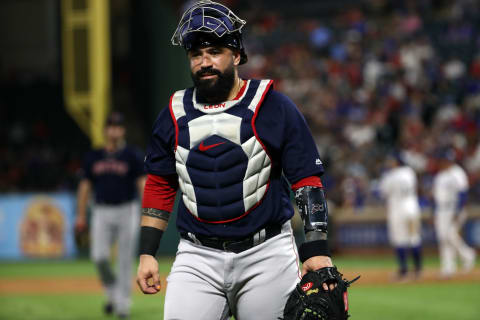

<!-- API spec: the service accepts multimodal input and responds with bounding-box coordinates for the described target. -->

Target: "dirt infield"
[0,276,167,294]
[1,268,479,294]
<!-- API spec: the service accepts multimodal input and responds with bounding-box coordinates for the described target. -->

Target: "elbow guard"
[295,186,330,262]
[295,186,329,237]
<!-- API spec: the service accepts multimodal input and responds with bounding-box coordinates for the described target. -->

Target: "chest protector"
[169,79,273,223]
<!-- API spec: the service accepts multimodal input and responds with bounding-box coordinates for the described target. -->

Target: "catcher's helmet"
[171,0,248,64]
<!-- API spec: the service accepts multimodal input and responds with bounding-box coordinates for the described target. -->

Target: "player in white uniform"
[379,154,422,280]
[432,148,476,277]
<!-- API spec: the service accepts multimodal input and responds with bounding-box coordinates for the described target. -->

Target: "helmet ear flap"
[238,38,248,65]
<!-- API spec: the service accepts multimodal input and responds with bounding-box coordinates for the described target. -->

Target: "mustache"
[195,68,221,78]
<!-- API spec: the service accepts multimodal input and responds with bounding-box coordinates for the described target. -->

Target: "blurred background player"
[75,112,146,318]
[379,153,422,280]
[432,147,476,278]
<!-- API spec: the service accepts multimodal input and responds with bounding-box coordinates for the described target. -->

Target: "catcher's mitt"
[282,266,360,320]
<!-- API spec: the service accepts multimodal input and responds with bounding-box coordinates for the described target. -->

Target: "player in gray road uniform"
[75,112,146,318]
[136,2,335,319]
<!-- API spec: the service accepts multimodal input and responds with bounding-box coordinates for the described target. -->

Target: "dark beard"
[191,64,235,104]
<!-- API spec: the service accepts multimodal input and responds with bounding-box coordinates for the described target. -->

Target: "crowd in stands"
[0,80,88,192]
[2,0,479,212]
[238,0,480,210]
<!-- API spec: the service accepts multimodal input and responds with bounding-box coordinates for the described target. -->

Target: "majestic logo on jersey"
[169,79,273,223]
[198,141,226,151]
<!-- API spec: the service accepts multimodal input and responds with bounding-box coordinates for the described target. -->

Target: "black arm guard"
[295,186,329,236]
[295,186,330,262]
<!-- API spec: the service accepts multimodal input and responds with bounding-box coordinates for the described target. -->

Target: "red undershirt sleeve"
[291,176,323,191]
[142,174,179,212]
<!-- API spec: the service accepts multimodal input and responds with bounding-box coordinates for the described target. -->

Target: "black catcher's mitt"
[282,266,360,320]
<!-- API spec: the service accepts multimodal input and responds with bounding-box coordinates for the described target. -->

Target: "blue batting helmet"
[171,1,248,64]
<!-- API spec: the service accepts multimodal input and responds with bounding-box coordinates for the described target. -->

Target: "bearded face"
[191,60,235,105]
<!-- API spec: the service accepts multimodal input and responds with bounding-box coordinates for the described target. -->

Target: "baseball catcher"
[137,1,342,319]
[282,267,360,320]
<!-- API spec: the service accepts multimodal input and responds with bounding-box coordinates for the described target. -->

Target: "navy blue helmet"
[171,1,248,64]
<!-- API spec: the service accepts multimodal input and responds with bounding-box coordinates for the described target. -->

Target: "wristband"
[139,226,164,256]
[298,239,330,263]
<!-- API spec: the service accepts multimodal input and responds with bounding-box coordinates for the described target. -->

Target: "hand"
[136,254,161,294]
[302,255,334,291]
[74,215,87,233]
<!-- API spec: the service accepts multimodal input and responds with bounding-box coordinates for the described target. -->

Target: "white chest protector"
[169,79,274,223]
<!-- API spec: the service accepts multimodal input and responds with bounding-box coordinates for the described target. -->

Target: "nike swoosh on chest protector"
[199,141,226,151]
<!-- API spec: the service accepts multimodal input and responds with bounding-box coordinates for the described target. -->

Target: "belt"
[181,224,283,254]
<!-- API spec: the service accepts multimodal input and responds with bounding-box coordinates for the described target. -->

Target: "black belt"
[181,224,283,254]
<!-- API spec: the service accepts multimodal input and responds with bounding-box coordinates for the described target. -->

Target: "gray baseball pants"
[164,221,300,320]
[91,201,140,315]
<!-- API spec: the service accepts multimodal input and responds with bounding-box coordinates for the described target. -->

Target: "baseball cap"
[105,112,125,126]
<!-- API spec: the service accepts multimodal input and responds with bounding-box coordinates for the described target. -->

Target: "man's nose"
[200,54,213,68]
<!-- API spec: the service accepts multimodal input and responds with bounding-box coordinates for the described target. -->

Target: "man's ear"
[233,51,241,66]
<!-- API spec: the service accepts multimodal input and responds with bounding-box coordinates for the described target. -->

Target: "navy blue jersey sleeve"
[144,107,177,176]
[256,90,324,184]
